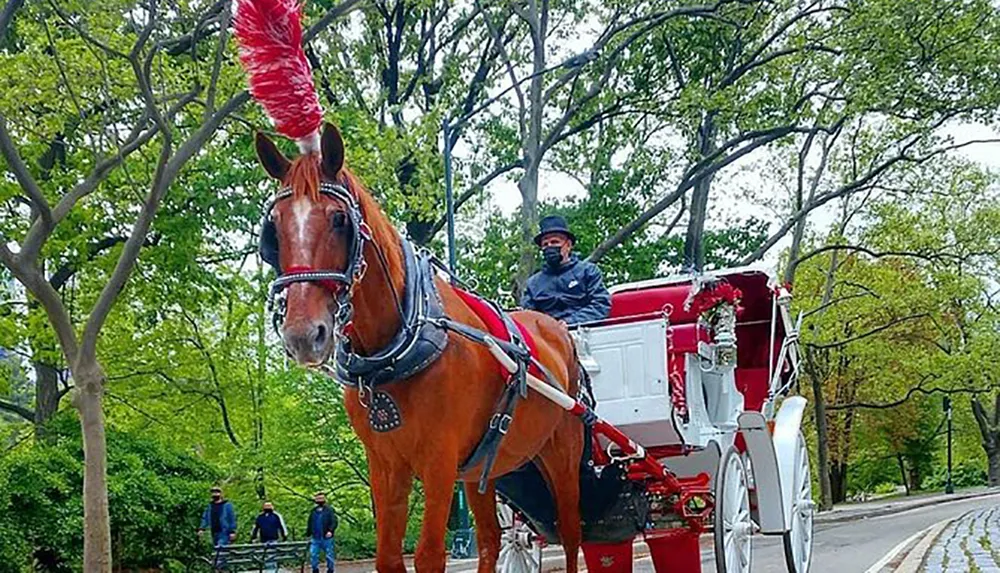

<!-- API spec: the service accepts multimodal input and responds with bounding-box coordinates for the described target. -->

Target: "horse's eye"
[331,211,347,229]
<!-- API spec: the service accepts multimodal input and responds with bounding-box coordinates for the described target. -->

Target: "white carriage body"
[576,316,744,450]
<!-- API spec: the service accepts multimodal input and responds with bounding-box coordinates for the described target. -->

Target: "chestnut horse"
[256,122,584,572]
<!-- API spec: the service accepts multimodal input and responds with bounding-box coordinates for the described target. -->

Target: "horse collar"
[333,240,450,388]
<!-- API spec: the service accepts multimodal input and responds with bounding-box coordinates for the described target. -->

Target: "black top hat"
[533,215,576,246]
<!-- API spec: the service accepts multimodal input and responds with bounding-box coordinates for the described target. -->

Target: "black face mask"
[264,509,274,514]
[543,246,563,268]
[211,494,222,501]
[316,501,326,507]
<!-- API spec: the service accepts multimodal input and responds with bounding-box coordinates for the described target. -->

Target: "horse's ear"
[255,132,291,181]
[321,122,345,179]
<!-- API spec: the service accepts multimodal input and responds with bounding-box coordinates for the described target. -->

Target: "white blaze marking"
[292,197,313,261]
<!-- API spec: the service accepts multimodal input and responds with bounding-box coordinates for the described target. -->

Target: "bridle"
[261,181,373,335]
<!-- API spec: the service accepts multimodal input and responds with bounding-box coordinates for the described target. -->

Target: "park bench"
[201,541,310,572]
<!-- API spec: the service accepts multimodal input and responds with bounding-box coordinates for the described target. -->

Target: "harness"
[259,182,562,491]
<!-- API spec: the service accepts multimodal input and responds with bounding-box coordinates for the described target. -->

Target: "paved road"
[626,494,1000,573]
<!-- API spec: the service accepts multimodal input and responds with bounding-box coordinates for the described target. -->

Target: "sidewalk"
[917,505,1000,572]
[816,487,997,525]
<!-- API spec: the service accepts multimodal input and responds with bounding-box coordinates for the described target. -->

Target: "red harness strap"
[452,288,542,378]
[282,265,343,294]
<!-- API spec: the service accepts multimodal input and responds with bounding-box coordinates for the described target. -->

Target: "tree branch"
[588,125,801,259]
[741,137,1000,264]
[425,159,522,242]
[824,376,1000,411]
[303,0,365,43]
[4,262,80,364]
[0,113,51,226]
[162,0,227,56]
[806,313,930,350]
[0,0,25,39]
[794,243,988,267]
[588,193,686,264]
[475,0,527,140]
[0,399,34,423]
[203,0,232,118]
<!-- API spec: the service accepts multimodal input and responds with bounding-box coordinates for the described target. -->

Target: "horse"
[255,122,584,573]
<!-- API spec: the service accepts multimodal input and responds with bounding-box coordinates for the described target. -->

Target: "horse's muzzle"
[283,320,333,366]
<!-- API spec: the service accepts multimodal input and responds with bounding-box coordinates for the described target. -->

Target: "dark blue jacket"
[305,506,338,540]
[251,511,288,542]
[199,501,237,535]
[521,255,611,325]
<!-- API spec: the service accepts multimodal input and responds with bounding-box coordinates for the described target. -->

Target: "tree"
[793,162,1000,506]
[584,0,1000,271]
[472,0,739,290]
[0,0,359,569]
[0,414,219,571]
[971,394,1000,486]
[304,0,524,245]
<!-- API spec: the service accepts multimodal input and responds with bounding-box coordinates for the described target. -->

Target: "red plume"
[233,0,323,142]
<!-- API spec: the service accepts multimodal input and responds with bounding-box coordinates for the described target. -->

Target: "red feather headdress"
[234,0,323,151]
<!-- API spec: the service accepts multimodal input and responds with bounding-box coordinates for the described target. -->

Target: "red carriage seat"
[608,283,700,324]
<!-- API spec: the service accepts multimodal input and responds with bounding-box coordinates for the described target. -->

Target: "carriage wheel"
[715,446,752,573]
[782,432,814,573]
[496,499,542,573]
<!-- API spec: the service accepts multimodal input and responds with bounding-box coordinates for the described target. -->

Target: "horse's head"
[256,122,359,366]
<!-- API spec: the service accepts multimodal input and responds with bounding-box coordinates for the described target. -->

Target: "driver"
[520,215,611,326]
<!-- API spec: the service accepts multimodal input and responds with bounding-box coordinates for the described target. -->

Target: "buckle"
[490,413,512,434]
[358,221,375,241]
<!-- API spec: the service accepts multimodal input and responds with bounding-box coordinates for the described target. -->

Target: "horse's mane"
[284,154,403,280]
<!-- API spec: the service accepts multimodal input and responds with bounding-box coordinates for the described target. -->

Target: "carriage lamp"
[713,303,738,368]
[715,331,737,368]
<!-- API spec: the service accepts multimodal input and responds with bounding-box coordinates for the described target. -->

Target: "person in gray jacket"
[520,215,611,325]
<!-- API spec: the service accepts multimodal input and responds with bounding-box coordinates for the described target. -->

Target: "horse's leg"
[464,481,501,573]
[535,415,584,573]
[413,462,460,573]
[369,452,413,573]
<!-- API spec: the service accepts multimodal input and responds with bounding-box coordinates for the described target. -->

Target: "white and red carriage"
[493,267,813,573]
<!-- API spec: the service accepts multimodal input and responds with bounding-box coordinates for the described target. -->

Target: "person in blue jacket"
[305,492,338,573]
[520,215,611,325]
[198,486,237,548]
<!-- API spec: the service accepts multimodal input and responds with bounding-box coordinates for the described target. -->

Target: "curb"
[815,489,999,525]
[895,517,954,573]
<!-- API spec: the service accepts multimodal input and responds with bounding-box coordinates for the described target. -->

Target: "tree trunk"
[971,395,1000,487]
[682,113,717,272]
[908,463,922,492]
[988,449,1000,487]
[515,0,546,296]
[516,162,540,295]
[33,360,62,440]
[896,454,910,495]
[74,361,111,573]
[807,351,834,510]
[830,461,848,503]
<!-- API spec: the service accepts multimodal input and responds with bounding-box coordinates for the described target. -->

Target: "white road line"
[864,527,929,573]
